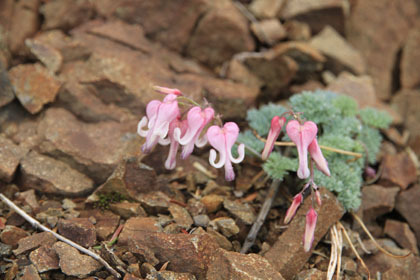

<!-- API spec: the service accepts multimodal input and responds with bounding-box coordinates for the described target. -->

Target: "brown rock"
[310,26,365,75]
[186,0,255,67]
[384,219,419,254]
[380,152,417,189]
[279,0,345,34]
[207,248,285,280]
[401,22,420,89]
[20,265,41,280]
[361,185,400,222]
[396,185,420,243]
[41,0,94,31]
[119,217,162,245]
[13,232,56,255]
[152,271,197,280]
[25,38,63,73]
[58,218,96,248]
[53,241,102,277]
[110,202,146,219]
[0,62,14,107]
[223,199,256,225]
[251,19,287,45]
[212,217,240,238]
[0,135,27,182]
[20,151,94,196]
[347,0,418,100]
[284,20,311,41]
[290,80,324,94]
[29,246,60,273]
[169,203,194,229]
[226,59,263,89]
[264,188,345,280]
[295,269,327,280]
[205,228,232,251]
[249,0,285,19]
[17,189,40,212]
[0,225,29,246]
[0,0,14,30]
[79,209,120,241]
[8,63,61,114]
[201,194,224,213]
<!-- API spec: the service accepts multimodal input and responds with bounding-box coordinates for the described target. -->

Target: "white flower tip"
[209,149,225,169]
[137,117,149,137]
[297,167,310,179]
[231,144,245,164]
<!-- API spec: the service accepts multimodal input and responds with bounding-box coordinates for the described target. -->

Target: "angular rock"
[29,246,60,273]
[17,189,40,212]
[380,152,417,190]
[264,188,345,280]
[211,217,240,238]
[205,228,232,251]
[401,22,420,89]
[0,135,27,182]
[207,248,285,280]
[295,269,327,280]
[13,232,56,255]
[361,185,400,222]
[251,19,287,46]
[25,38,63,73]
[110,201,146,219]
[20,151,94,196]
[201,194,224,213]
[396,185,420,243]
[118,217,163,245]
[310,26,365,75]
[0,225,29,247]
[186,0,255,67]
[284,20,311,41]
[223,199,256,225]
[226,59,263,89]
[169,203,194,229]
[20,265,41,280]
[53,241,102,277]
[279,0,345,34]
[193,215,210,228]
[0,62,14,107]
[384,219,419,254]
[8,63,61,114]
[347,0,418,100]
[150,271,197,280]
[79,209,120,241]
[0,242,12,258]
[57,218,96,248]
[249,0,285,19]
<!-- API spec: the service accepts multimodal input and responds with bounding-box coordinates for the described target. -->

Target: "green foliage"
[359,107,392,129]
[357,126,382,164]
[247,103,288,136]
[263,153,298,181]
[332,95,359,117]
[236,130,265,157]
[94,192,125,210]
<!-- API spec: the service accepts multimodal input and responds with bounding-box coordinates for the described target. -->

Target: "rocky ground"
[0,0,420,279]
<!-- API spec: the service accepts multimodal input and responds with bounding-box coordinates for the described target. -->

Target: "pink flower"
[308,138,330,176]
[284,193,303,224]
[262,116,286,160]
[303,207,318,252]
[174,106,214,159]
[137,93,180,153]
[153,85,182,96]
[164,118,188,170]
[286,120,318,179]
[207,122,245,181]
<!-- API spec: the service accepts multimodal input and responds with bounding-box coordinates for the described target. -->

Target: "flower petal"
[303,208,318,252]
[262,116,286,160]
[308,138,330,176]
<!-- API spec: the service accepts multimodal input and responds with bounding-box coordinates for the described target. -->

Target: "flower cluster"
[262,114,330,252]
[137,86,245,181]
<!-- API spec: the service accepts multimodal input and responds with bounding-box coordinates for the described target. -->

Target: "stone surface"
[149,271,197,280]
[110,202,146,219]
[13,232,56,255]
[295,269,327,280]
[264,188,345,280]
[29,246,60,273]
[169,203,194,229]
[17,189,40,212]
[20,151,94,196]
[310,26,365,75]
[223,199,256,225]
[249,0,285,19]
[205,228,232,251]
[401,22,420,89]
[0,135,27,182]
[53,241,102,277]
[380,152,417,189]
[361,185,399,222]
[251,19,287,45]
[20,265,41,280]
[226,59,263,89]
[284,20,311,41]
[0,62,14,107]
[0,225,29,247]
[384,219,419,254]
[118,217,162,245]
[206,248,285,280]
[211,217,240,238]
[396,185,420,243]
[25,38,63,73]
[8,63,61,114]
[201,195,224,213]
[57,218,97,248]
[347,0,418,100]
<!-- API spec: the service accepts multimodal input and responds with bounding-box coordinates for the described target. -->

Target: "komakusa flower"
[137,93,180,153]
[164,117,188,170]
[207,122,245,181]
[308,138,330,176]
[286,120,318,179]
[262,116,286,160]
[303,207,318,252]
[284,192,303,224]
[174,106,214,159]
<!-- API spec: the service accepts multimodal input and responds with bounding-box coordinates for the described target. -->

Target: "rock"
[20,151,94,196]
[37,108,135,183]
[284,20,311,41]
[20,265,41,280]
[361,185,399,222]
[251,19,287,45]
[17,189,40,212]
[41,0,94,31]
[380,152,417,189]
[0,225,29,247]
[347,0,418,100]
[225,59,263,89]
[279,0,345,34]
[264,188,345,280]
[341,256,358,276]
[290,80,324,93]
[148,271,197,280]
[249,0,285,19]
[310,26,365,75]
[0,242,12,257]
[169,203,194,229]
[0,62,14,107]
[401,22,420,89]
[8,63,61,114]
[13,232,56,255]
[29,246,60,273]
[396,185,420,243]
[118,217,162,245]
[193,215,210,228]
[384,219,419,254]
[79,209,120,241]
[186,0,255,67]
[205,228,232,251]
[211,217,240,238]
[295,269,326,280]
[25,39,63,73]
[201,195,224,213]
[0,135,27,182]
[57,218,96,248]
[53,241,102,277]
[223,199,256,225]
[206,248,285,280]
[110,202,146,219]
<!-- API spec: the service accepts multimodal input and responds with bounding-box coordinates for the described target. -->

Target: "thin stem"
[177,96,201,107]
[0,194,121,279]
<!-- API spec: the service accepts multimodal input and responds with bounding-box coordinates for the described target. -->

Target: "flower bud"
[303,207,318,252]
[284,193,303,224]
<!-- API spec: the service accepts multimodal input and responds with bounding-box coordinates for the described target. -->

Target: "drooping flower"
[174,106,214,159]
[153,85,182,96]
[303,207,318,252]
[164,118,188,170]
[262,116,286,160]
[308,138,330,176]
[137,93,180,153]
[207,122,245,181]
[286,120,318,179]
[284,192,303,224]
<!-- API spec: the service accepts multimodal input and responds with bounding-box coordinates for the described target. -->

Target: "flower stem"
[177,96,201,107]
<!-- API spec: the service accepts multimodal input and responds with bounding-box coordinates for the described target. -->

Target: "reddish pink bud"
[153,85,182,96]
[284,193,303,224]
[315,190,322,206]
[308,138,330,176]
[304,207,318,252]
[262,116,286,160]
